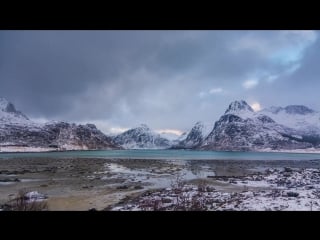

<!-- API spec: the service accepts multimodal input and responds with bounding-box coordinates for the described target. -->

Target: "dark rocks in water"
[117,185,129,190]
[134,185,144,190]
[206,186,215,192]
[284,167,293,172]
[161,198,172,203]
[287,192,299,197]
[0,203,13,211]
[0,178,20,182]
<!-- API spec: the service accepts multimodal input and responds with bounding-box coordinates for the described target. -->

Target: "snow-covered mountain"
[0,97,121,152]
[200,100,319,151]
[112,124,171,149]
[173,121,212,149]
[3,96,320,152]
[0,97,30,124]
[260,105,320,135]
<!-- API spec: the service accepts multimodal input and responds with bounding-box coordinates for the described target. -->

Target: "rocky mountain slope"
[2,96,320,152]
[200,100,319,151]
[172,122,212,149]
[0,97,121,152]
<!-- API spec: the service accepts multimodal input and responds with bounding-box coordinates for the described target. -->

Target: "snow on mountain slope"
[224,100,255,117]
[200,100,316,151]
[3,96,320,152]
[0,97,121,152]
[159,132,180,141]
[173,121,213,149]
[113,124,171,149]
[260,105,320,134]
[0,97,32,125]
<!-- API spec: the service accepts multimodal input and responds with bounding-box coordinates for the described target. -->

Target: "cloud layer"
[0,30,318,134]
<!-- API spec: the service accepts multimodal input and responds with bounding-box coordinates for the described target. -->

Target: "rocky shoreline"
[108,167,320,211]
[1,158,320,211]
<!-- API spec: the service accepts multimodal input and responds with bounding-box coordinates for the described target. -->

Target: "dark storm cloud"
[0,30,318,133]
[0,31,163,116]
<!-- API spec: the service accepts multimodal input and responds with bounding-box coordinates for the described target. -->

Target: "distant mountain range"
[112,124,171,149]
[172,100,320,152]
[1,97,320,152]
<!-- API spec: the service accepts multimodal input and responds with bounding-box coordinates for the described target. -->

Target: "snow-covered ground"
[0,146,57,153]
[110,168,320,211]
[24,191,48,202]
[259,148,320,154]
[0,145,91,152]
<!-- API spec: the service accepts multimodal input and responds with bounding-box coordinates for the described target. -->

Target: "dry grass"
[4,189,48,211]
[138,173,209,211]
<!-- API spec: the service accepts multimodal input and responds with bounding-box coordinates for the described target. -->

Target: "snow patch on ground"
[259,148,320,154]
[0,146,57,153]
[110,168,320,211]
[24,191,48,202]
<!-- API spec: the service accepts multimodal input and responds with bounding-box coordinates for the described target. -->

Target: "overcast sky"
[0,30,319,135]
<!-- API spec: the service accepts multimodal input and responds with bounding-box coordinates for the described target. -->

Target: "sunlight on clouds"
[109,127,130,134]
[243,79,258,89]
[199,87,223,98]
[285,63,301,75]
[209,87,223,94]
[155,129,183,136]
[232,30,317,65]
[250,102,262,112]
[266,63,301,83]
[266,74,279,83]
[31,117,51,124]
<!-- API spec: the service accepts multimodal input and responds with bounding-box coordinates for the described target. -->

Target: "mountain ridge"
[2,97,320,152]
[0,97,121,152]
[112,124,171,149]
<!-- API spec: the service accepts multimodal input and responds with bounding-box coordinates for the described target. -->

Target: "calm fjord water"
[1,149,320,161]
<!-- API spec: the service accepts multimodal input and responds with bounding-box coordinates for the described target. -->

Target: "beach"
[1,157,320,210]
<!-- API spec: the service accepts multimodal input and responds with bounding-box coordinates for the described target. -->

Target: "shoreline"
[1,157,320,211]
[2,148,320,154]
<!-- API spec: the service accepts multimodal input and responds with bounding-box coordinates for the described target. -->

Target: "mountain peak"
[0,97,29,121]
[284,105,314,115]
[225,100,253,115]
[263,106,283,114]
[194,121,204,127]
[0,97,11,111]
[138,124,151,131]
[113,124,170,149]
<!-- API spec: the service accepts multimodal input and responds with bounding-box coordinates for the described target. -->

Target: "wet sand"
[1,157,320,210]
